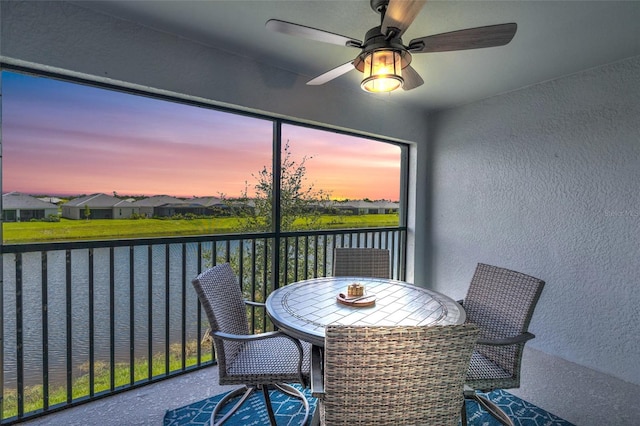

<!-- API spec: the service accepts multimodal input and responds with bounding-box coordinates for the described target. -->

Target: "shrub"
[44,214,61,222]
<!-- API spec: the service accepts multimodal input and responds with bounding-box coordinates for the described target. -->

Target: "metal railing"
[1,227,406,424]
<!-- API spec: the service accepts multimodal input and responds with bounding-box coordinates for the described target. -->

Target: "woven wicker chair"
[192,263,311,426]
[462,263,545,426]
[311,324,479,426]
[332,247,390,278]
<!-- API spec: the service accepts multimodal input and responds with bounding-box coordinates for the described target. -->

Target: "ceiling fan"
[266,0,517,93]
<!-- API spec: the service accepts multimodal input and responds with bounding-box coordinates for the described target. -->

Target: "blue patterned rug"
[164,385,315,426]
[163,385,574,426]
[464,389,574,426]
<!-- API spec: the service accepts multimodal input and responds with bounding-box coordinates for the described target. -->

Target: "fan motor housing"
[353,26,412,72]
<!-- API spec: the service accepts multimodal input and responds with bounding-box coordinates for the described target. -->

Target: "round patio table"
[265,276,466,347]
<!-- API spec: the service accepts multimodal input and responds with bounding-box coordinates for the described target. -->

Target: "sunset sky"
[2,71,401,200]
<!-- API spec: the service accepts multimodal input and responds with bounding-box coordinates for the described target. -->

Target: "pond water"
[2,243,219,388]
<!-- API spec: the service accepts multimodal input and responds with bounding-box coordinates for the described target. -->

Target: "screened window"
[1,70,405,243]
[281,124,402,231]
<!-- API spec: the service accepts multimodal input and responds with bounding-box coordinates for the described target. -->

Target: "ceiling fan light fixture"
[360,48,404,93]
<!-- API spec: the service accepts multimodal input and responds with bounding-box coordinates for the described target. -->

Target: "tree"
[210,142,333,331]
[229,141,331,233]
[84,204,91,221]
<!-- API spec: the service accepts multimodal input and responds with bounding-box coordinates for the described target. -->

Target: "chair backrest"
[464,263,545,376]
[332,247,390,278]
[322,324,479,426]
[191,263,249,377]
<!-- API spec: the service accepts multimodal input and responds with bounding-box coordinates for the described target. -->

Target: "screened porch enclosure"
[1,227,406,424]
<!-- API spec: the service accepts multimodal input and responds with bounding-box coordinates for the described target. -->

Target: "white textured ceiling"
[73,0,640,112]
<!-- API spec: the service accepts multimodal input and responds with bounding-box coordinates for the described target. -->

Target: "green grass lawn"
[3,214,400,244]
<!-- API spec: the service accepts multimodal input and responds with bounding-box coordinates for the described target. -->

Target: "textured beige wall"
[428,55,640,385]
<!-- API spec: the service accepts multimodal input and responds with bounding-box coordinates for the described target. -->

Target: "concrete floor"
[19,347,640,426]
[19,366,236,426]
[509,348,640,426]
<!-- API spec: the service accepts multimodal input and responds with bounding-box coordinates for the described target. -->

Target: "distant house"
[191,196,231,215]
[371,200,400,214]
[38,196,64,204]
[153,201,206,217]
[61,193,138,219]
[314,200,400,215]
[2,192,59,222]
[222,198,256,215]
[131,195,184,217]
[151,196,229,217]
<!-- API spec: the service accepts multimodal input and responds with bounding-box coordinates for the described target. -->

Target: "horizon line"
[2,191,400,203]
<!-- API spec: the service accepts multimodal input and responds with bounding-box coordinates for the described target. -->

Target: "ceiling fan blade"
[307,61,356,86]
[409,23,517,53]
[381,0,426,38]
[401,65,424,91]
[266,19,362,48]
